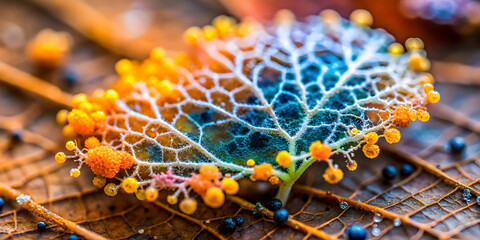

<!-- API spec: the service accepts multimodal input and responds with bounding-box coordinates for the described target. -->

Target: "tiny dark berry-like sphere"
[220,217,236,234]
[37,221,47,231]
[273,209,289,224]
[67,235,79,240]
[234,216,244,226]
[400,164,414,177]
[0,197,4,209]
[266,198,282,211]
[347,224,367,240]
[382,165,397,180]
[449,137,465,154]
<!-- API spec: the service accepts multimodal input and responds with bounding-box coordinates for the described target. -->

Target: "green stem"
[275,157,316,204]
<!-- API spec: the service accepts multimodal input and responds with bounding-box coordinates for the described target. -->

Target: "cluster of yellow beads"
[362,132,380,159]
[183,15,257,46]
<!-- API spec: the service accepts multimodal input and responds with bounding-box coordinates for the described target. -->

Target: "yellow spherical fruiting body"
[309,141,331,161]
[350,128,359,136]
[71,94,88,108]
[179,198,198,215]
[362,144,380,159]
[384,128,401,144]
[269,176,280,185]
[199,164,219,180]
[105,89,119,104]
[364,132,378,145]
[84,136,100,149]
[246,159,255,167]
[221,178,239,195]
[323,167,344,184]
[347,160,357,171]
[65,141,76,151]
[276,150,292,168]
[70,169,81,178]
[104,183,118,197]
[350,9,373,27]
[121,177,139,194]
[252,163,273,181]
[92,176,106,188]
[145,187,159,202]
[62,125,76,139]
[55,152,66,163]
[417,109,430,122]
[202,187,225,208]
[320,9,341,25]
[166,194,177,205]
[427,90,440,103]
[405,38,424,51]
[56,110,69,125]
[388,43,404,55]
[135,189,146,200]
[423,83,434,94]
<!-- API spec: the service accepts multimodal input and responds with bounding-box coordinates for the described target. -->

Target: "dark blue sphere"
[273,209,289,224]
[400,164,415,177]
[0,197,4,209]
[449,137,465,154]
[234,216,244,226]
[220,217,236,234]
[266,198,282,211]
[347,224,367,240]
[64,69,77,84]
[37,221,47,231]
[382,165,397,180]
[67,235,79,240]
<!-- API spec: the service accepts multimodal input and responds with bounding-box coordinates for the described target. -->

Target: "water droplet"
[340,201,348,209]
[372,227,380,236]
[477,196,480,205]
[394,218,401,227]
[463,189,472,201]
[138,229,144,234]
[373,213,383,223]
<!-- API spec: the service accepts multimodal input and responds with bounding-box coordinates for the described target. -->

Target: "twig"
[0,61,71,108]
[227,195,337,240]
[293,184,445,240]
[0,184,107,240]
[29,0,156,59]
[432,61,480,85]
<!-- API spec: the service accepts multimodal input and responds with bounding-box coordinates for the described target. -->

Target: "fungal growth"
[55,9,438,214]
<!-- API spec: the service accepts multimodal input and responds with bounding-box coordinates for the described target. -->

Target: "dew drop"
[463,189,472,201]
[373,213,383,223]
[394,218,401,227]
[477,196,480,205]
[340,201,348,209]
[372,227,380,236]
[138,229,145,234]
